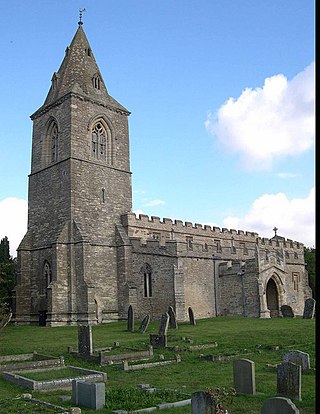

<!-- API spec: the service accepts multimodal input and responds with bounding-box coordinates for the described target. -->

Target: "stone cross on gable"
[273,227,278,236]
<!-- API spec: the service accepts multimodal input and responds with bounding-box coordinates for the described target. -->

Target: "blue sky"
[0,1,315,256]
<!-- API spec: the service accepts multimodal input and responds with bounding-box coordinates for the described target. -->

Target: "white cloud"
[144,199,166,207]
[0,197,28,257]
[223,187,315,247]
[276,172,299,179]
[205,63,315,170]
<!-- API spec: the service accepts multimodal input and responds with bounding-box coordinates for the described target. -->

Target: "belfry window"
[47,120,58,163]
[91,122,107,160]
[142,263,152,298]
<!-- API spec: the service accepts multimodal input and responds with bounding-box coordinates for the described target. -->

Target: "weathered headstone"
[149,313,169,349]
[191,390,216,414]
[168,306,178,329]
[233,359,256,395]
[158,312,170,335]
[78,325,93,356]
[127,305,134,332]
[138,314,150,333]
[149,334,167,348]
[277,362,301,401]
[72,380,105,409]
[0,312,12,330]
[302,298,315,319]
[282,350,310,371]
[188,307,196,325]
[261,397,299,414]
[281,305,295,318]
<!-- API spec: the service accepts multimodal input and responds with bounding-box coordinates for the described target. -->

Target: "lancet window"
[47,120,58,163]
[41,261,52,296]
[141,263,152,298]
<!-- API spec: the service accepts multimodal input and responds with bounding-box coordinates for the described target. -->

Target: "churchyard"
[0,315,315,413]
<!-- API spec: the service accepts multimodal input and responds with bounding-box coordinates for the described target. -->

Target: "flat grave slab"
[3,365,106,391]
[0,352,65,372]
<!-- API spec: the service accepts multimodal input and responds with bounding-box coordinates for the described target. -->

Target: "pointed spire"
[32,20,129,117]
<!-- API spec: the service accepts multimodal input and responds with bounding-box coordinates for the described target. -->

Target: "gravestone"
[191,390,216,414]
[72,380,105,409]
[158,312,170,335]
[149,334,167,348]
[78,325,93,356]
[302,298,315,319]
[149,313,169,348]
[188,307,196,325]
[277,362,301,401]
[127,305,134,332]
[138,314,150,333]
[282,350,310,371]
[168,306,178,329]
[281,305,295,318]
[233,359,256,395]
[261,397,299,414]
[0,311,12,330]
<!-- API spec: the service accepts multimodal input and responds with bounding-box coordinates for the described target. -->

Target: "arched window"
[141,263,152,298]
[44,261,52,286]
[41,261,52,296]
[47,120,58,163]
[91,121,107,161]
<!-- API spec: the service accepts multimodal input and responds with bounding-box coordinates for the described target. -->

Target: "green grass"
[17,367,90,381]
[0,316,315,413]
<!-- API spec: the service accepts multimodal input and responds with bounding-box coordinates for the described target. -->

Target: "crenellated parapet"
[121,213,305,262]
[257,237,303,250]
[256,237,305,265]
[122,212,257,239]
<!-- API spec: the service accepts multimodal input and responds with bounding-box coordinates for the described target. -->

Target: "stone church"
[13,22,312,326]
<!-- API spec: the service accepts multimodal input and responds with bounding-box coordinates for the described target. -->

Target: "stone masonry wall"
[129,238,177,320]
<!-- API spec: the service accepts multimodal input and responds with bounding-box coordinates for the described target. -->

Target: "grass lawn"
[0,316,315,413]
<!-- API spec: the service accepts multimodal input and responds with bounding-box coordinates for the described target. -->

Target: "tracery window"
[91,121,107,160]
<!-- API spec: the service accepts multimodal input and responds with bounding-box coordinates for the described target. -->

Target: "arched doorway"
[266,278,279,317]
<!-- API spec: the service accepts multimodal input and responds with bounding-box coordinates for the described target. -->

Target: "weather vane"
[273,227,278,237]
[78,8,86,25]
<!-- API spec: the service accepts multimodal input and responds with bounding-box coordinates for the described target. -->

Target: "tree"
[0,236,16,313]
[0,236,10,262]
[304,247,315,299]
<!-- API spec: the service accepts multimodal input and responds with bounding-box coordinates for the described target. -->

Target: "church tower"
[14,21,132,326]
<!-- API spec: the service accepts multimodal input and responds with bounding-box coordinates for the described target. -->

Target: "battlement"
[121,212,304,250]
[257,237,303,250]
[122,212,258,238]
